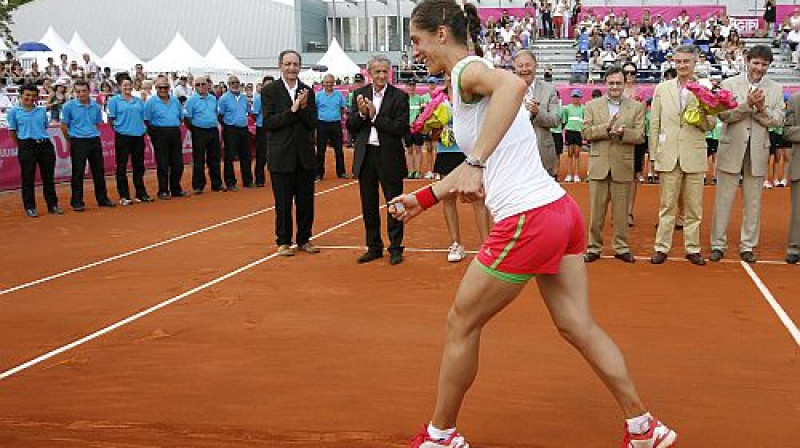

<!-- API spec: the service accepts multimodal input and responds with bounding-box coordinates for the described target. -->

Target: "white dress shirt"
[368,85,386,146]
[282,77,298,102]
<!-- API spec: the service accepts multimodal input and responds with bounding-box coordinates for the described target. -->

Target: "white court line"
[316,246,790,265]
[0,212,366,381]
[0,181,357,297]
[740,261,800,347]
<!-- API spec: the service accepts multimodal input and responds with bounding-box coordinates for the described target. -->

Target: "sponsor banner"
[730,16,761,37]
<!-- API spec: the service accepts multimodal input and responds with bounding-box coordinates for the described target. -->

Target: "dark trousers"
[190,126,222,191]
[222,125,253,187]
[316,121,345,179]
[114,133,147,200]
[254,126,268,186]
[69,137,109,206]
[150,126,184,195]
[18,139,58,210]
[359,145,404,254]
[269,169,315,246]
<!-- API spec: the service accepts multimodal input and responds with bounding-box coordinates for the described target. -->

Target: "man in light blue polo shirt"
[251,75,275,187]
[217,75,253,190]
[315,74,347,180]
[108,75,152,205]
[7,83,63,217]
[145,76,187,199]
[61,79,115,211]
[184,76,223,193]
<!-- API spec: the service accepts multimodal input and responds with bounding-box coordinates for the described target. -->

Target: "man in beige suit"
[710,46,785,263]
[649,45,717,265]
[514,50,561,177]
[583,67,646,263]
[784,92,800,264]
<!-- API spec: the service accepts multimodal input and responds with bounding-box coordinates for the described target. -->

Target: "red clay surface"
[0,151,798,447]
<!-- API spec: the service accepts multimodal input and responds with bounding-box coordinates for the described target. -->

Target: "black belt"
[367,144,380,149]
[319,120,341,125]
[19,138,50,144]
[225,124,248,130]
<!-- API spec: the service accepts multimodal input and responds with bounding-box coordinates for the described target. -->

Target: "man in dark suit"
[347,55,410,265]
[262,50,319,256]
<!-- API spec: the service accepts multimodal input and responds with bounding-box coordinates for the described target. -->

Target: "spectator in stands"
[541,1,553,38]
[61,79,115,212]
[58,54,69,77]
[571,52,589,84]
[695,53,712,78]
[25,62,44,86]
[7,83,63,217]
[46,80,68,123]
[764,0,777,38]
[133,64,145,82]
[173,73,192,102]
[553,0,566,38]
[82,53,99,77]
[45,57,59,79]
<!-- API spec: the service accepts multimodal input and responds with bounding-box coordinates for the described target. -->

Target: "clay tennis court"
[0,152,798,447]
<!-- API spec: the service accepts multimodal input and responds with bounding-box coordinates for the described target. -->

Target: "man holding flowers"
[710,45,784,263]
[649,45,718,266]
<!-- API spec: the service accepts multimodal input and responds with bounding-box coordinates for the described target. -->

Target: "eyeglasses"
[624,70,637,74]
[156,86,170,89]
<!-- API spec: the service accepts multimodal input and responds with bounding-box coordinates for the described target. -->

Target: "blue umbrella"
[17,42,52,52]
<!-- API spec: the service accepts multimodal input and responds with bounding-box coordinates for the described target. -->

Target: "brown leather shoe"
[650,251,667,264]
[298,242,320,254]
[584,252,601,263]
[740,251,756,263]
[685,253,706,266]
[614,252,636,263]
[277,244,295,256]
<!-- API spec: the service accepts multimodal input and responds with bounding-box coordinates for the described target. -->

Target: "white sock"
[427,422,456,440]
[626,412,653,435]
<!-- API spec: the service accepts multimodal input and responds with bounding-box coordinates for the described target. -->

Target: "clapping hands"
[291,88,310,113]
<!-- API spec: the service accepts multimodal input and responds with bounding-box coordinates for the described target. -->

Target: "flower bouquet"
[682,80,738,127]
[410,88,456,147]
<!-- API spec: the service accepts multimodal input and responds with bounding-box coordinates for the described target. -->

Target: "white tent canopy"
[102,38,142,71]
[39,26,81,62]
[204,36,254,72]
[68,32,104,66]
[316,38,361,78]
[145,32,209,73]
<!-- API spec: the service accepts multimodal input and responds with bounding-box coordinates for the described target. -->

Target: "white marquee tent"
[102,38,143,71]
[204,36,254,72]
[39,26,81,62]
[145,32,209,73]
[299,38,361,83]
[68,32,104,66]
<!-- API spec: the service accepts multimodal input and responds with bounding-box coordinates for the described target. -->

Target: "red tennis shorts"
[476,194,586,282]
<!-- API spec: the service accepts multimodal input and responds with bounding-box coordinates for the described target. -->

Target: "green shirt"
[561,104,585,132]
[409,93,429,123]
[706,120,723,140]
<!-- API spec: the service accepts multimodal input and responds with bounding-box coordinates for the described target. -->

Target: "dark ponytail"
[410,0,483,57]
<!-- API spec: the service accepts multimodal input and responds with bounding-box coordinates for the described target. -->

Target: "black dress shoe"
[25,208,39,218]
[740,251,757,263]
[786,254,800,264]
[194,189,204,195]
[389,252,404,266]
[685,253,706,266]
[137,195,155,203]
[614,252,636,263]
[651,251,667,264]
[71,203,86,212]
[172,191,189,198]
[584,252,601,263]
[357,251,383,264]
[98,199,116,207]
[158,192,171,200]
[709,249,724,262]
[48,206,65,215]
[227,185,239,192]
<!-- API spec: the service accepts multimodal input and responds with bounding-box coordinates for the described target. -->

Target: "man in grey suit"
[784,92,800,264]
[513,49,561,177]
[710,45,784,263]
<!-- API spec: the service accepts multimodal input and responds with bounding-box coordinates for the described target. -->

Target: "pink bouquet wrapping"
[683,81,738,127]
[410,88,448,134]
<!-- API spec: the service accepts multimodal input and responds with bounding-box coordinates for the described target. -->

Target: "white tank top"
[450,56,565,222]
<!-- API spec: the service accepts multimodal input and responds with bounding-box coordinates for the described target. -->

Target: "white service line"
[0,181,357,297]
[0,211,366,381]
[740,261,800,348]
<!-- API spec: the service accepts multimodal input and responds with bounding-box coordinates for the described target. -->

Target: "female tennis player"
[388,1,677,447]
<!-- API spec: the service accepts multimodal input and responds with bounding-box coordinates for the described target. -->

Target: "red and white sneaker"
[409,425,470,448]
[621,418,677,448]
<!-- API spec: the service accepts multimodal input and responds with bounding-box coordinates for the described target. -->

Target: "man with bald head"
[218,75,253,190]
[315,73,347,180]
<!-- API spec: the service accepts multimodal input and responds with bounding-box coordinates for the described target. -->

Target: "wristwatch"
[465,155,486,168]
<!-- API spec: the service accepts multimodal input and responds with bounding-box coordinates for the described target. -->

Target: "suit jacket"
[261,79,317,173]
[527,80,561,175]
[649,78,717,174]
[717,73,784,177]
[346,83,409,182]
[582,96,646,182]
[784,93,800,181]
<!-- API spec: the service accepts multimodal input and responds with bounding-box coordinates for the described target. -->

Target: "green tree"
[1,0,35,46]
